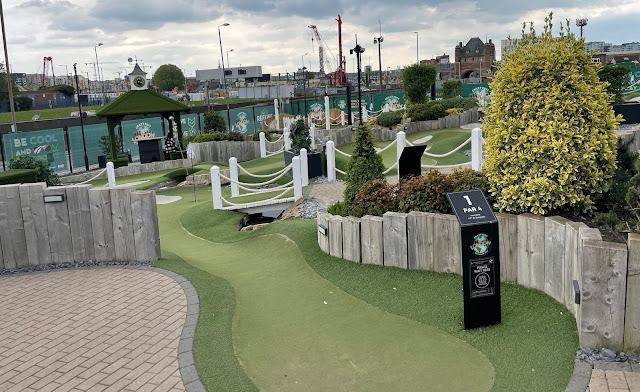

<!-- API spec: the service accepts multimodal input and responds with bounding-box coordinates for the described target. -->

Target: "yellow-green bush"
[483,14,620,215]
[445,108,463,116]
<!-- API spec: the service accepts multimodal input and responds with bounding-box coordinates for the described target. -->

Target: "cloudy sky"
[1,0,638,82]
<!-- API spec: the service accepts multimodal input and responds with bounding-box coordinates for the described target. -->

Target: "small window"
[224,70,232,76]
[475,49,479,53]
[238,69,247,75]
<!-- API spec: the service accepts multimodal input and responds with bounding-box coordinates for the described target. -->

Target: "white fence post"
[325,95,331,130]
[300,148,309,186]
[284,130,291,151]
[229,157,239,197]
[341,111,345,126]
[471,127,482,171]
[396,131,406,162]
[106,162,116,188]
[310,123,316,151]
[210,166,222,210]
[274,98,280,129]
[259,132,267,158]
[326,140,336,182]
[351,112,355,124]
[363,107,368,123]
[292,156,303,200]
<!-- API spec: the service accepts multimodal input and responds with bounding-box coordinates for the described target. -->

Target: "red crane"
[41,56,55,88]
[335,15,347,86]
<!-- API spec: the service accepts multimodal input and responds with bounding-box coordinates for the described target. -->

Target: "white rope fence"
[78,168,107,184]
[422,137,472,158]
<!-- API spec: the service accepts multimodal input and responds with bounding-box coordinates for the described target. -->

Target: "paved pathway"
[0,268,188,392]
[587,367,640,392]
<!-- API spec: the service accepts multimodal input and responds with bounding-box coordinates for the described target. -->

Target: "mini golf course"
[153,186,578,392]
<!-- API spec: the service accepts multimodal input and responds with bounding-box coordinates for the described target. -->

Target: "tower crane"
[41,56,55,88]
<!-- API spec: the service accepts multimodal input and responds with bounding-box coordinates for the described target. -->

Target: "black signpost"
[399,145,427,180]
[447,189,501,330]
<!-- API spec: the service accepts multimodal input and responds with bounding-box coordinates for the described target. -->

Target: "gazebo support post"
[106,116,123,160]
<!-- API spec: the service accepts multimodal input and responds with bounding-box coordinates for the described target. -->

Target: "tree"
[152,64,185,92]
[203,110,227,132]
[402,63,436,105]
[14,96,33,111]
[343,125,385,212]
[442,80,462,99]
[598,65,631,104]
[288,119,311,154]
[483,13,619,215]
[45,84,75,97]
[0,62,18,106]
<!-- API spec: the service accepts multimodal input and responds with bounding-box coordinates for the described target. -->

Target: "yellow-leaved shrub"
[483,15,620,215]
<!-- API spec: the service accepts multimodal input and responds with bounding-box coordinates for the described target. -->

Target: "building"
[586,41,640,53]
[591,52,640,65]
[501,38,519,58]
[455,38,496,82]
[196,66,263,84]
[421,54,453,80]
[10,73,26,88]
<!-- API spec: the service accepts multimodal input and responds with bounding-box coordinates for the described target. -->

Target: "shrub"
[9,155,60,185]
[402,63,437,105]
[483,14,619,215]
[289,119,311,154]
[107,155,129,169]
[598,65,631,104]
[440,97,478,111]
[343,125,385,212]
[445,108,463,116]
[406,102,446,121]
[626,172,640,228]
[442,80,462,98]
[14,96,33,111]
[350,179,397,217]
[396,171,452,213]
[227,131,245,141]
[449,168,497,207]
[252,131,273,142]
[0,169,38,185]
[98,134,122,156]
[327,201,348,217]
[377,111,403,127]
[596,137,638,214]
[204,111,227,132]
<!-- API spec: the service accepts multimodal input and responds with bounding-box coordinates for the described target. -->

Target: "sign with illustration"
[623,67,640,94]
[229,109,255,135]
[435,83,492,105]
[121,118,162,159]
[307,101,325,122]
[3,128,68,172]
[181,114,199,138]
[336,98,348,111]
[373,93,405,113]
[255,106,275,130]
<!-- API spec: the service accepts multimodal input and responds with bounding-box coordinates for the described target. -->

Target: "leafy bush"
[626,172,640,229]
[0,169,38,185]
[327,201,348,217]
[445,108,463,116]
[289,119,311,154]
[442,80,462,98]
[406,102,446,121]
[350,179,398,217]
[396,171,452,213]
[14,96,33,111]
[402,63,437,105]
[598,65,631,104]
[252,131,273,142]
[377,111,403,127]
[596,137,638,214]
[483,14,619,215]
[204,111,227,132]
[344,125,385,212]
[593,211,619,232]
[9,155,60,185]
[449,168,497,206]
[107,155,129,169]
[45,84,74,97]
[227,131,245,141]
[98,134,122,155]
[439,97,479,111]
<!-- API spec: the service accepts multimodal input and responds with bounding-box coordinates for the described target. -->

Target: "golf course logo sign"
[337,99,347,110]
[233,112,249,134]
[382,95,404,112]
[308,103,324,120]
[471,233,491,256]
[133,122,155,140]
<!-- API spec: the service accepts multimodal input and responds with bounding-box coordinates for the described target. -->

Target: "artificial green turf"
[152,251,258,391]
[164,186,578,392]
[157,188,494,391]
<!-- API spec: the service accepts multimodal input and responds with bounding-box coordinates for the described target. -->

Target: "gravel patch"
[0,260,153,276]
[314,176,344,184]
[298,198,326,219]
[576,348,640,364]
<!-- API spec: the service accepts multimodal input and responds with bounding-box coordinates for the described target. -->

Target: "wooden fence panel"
[67,185,95,262]
[0,185,28,268]
[44,187,74,263]
[407,211,434,271]
[89,188,116,262]
[361,216,383,265]
[110,187,136,261]
[496,213,517,282]
[342,217,361,263]
[564,221,589,317]
[432,214,461,274]
[625,233,640,353]
[516,214,545,290]
[317,211,330,254]
[545,216,571,303]
[131,191,161,262]
[383,212,408,269]
[19,183,51,266]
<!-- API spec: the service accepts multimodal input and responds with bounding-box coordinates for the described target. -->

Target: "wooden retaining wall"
[0,183,160,270]
[62,159,190,184]
[318,210,640,353]
[191,140,263,164]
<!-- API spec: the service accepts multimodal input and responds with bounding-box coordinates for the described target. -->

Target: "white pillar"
[300,148,309,186]
[106,162,116,188]
[351,112,355,124]
[341,111,345,126]
[396,131,406,162]
[324,95,331,130]
[310,122,316,150]
[259,132,267,158]
[363,107,368,123]
[229,157,239,197]
[284,131,291,151]
[274,98,280,129]
[326,140,336,182]
[210,166,222,210]
[292,156,303,200]
[471,127,482,171]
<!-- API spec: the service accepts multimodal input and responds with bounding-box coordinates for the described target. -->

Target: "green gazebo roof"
[96,89,191,118]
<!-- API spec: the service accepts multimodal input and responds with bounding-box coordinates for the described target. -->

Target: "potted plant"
[97,134,124,168]
[284,119,323,178]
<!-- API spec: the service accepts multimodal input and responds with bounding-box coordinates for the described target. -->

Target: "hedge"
[0,169,38,185]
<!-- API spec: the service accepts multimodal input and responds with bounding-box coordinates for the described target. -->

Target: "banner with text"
[3,128,68,172]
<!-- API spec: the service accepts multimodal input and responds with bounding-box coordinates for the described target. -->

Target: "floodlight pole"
[218,23,231,131]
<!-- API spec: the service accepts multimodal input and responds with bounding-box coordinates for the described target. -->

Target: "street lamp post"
[373,35,383,92]
[94,43,104,105]
[350,36,365,125]
[414,31,419,63]
[73,63,89,171]
[226,49,234,68]
[218,23,231,130]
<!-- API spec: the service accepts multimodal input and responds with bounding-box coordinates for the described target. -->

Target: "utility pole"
[374,19,383,92]
[73,63,89,171]
[0,0,17,133]
[350,35,365,125]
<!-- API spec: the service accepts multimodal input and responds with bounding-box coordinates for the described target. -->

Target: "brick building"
[421,54,453,80]
[455,37,496,82]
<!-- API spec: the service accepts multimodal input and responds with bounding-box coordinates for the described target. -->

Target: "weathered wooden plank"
[383,212,408,269]
[89,188,116,262]
[432,214,461,274]
[625,233,640,353]
[19,183,51,266]
[316,211,330,254]
[44,186,74,263]
[576,227,602,338]
[67,185,95,263]
[342,217,361,263]
[545,216,571,303]
[0,185,28,269]
[564,221,588,317]
[407,211,434,271]
[361,215,383,265]
[328,215,343,258]
[496,213,517,282]
[110,186,136,261]
[131,191,161,262]
[516,213,545,290]
[580,241,627,351]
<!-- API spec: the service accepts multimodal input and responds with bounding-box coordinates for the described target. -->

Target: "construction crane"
[41,56,55,88]
[335,15,347,86]
[308,25,330,75]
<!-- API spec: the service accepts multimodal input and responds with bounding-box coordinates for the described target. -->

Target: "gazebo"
[96,82,190,167]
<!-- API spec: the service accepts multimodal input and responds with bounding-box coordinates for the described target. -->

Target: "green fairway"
[0,105,103,123]
[156,187,494,392]
[153,186,577,391]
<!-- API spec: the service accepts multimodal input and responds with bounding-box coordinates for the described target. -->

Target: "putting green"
[158,196,495,391]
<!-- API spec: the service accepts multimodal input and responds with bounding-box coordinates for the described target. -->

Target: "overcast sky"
[2,0,638,82]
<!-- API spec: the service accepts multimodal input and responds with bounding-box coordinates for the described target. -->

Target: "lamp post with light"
[73,63,89,171]
[373,35,383,92]
[94,43,105,105]
[226,49,234,68]
[350,36,365,125]
[414,31,419,63]
[218,22,231,130]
